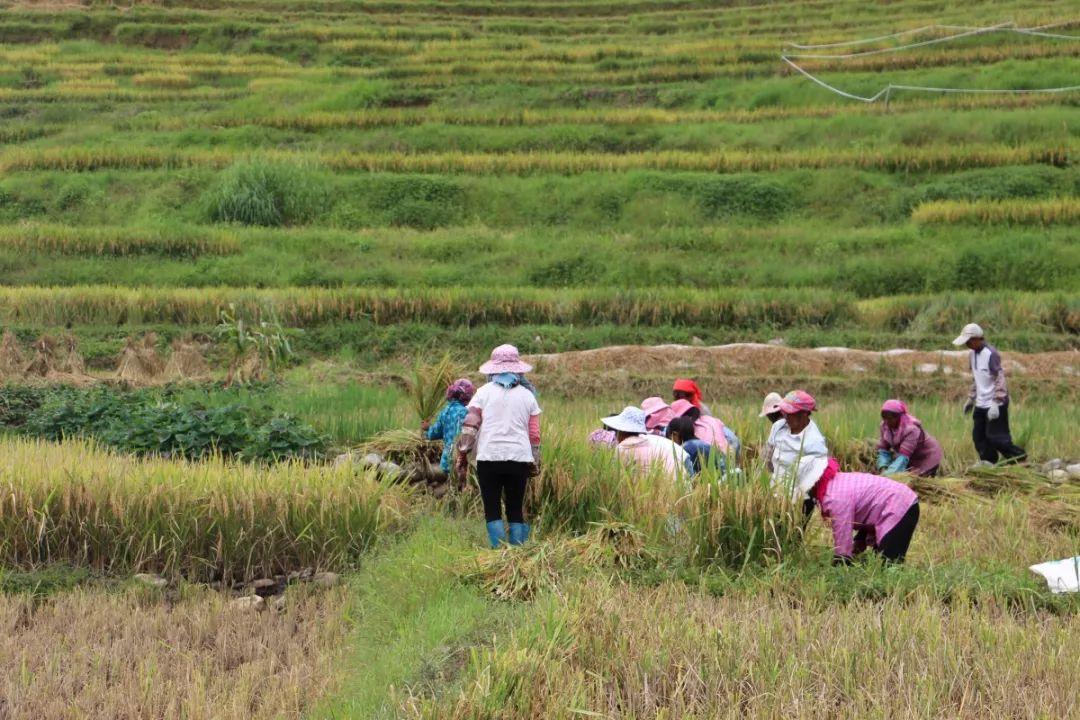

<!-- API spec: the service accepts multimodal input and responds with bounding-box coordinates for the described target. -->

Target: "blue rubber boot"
[508,522,531,546]
[486,520,507,549]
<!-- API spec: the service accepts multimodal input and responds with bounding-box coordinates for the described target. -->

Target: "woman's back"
[470,382,541,462]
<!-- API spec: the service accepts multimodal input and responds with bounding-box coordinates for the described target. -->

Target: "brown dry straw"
[0,329,25,382]
[164,336,210,382]
[115,333,165,386]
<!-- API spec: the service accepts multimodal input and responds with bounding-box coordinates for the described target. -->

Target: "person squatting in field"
[953,323,1026,465]
[456,344,541,549]
[876,399,943,477]
[601,406,692,484]
[422,377,475,479]
[798,456,921,565]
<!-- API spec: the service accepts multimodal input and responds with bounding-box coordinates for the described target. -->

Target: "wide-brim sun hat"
[640,396,670,416]
[759,391,783,417]
[602,406,648,435]
[669,398,696,417]
[478,343,533,375]
[952,322,985,346]
[779,389,816,414]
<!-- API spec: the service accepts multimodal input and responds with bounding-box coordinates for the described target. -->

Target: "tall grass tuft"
[205,159,326,227]
[0,437,412,581]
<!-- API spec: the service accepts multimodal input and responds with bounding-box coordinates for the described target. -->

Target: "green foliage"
[205,160,325,227]
[2,385,328,462]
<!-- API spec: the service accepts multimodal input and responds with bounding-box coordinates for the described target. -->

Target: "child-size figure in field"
[670,398,741,460]
[602,406,692,482]
[953,323,1026,465]
[423,378,476,479]
[665,416,723,474]
[804,457,921,565]
[456,345,541,548]
[876,399,943,477]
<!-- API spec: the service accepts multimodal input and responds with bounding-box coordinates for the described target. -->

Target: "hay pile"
[115,332,166,386]
[0,330,25,382]
[23,334,95,386]
[164,336,210,382]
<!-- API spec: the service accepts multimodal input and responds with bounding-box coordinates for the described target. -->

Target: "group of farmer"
[425,322,1026,563]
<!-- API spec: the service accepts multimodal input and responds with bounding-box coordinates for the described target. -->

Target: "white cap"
[759,392,783,418]
[952,323,984,346]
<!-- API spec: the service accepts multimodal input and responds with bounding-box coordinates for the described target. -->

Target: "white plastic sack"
[1029,557,1080,594]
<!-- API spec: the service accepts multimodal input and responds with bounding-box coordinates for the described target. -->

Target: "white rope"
[782,20,1080,103]
[784,22,1012,59]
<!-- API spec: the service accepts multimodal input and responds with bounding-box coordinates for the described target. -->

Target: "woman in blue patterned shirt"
[423,378,476,476]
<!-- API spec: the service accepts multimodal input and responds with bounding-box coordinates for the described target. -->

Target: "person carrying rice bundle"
[876,399,943,477]
[802,457,921,565]
[422,378,476,478]
[456,345,541,549]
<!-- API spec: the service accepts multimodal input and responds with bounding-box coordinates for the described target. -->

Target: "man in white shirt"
[953,323,1026,464]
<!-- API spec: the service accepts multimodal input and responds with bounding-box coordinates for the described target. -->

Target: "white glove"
[987,404,1000,421]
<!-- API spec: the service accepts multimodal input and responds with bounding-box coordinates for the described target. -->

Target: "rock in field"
[252,578,285,597]
[312,572,341,588]
[1048,469,1069,483]
[1066,463,1080,481]
[133,573,167,588]
[229,595,265,612]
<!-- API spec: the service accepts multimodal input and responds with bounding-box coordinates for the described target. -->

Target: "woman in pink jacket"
[806,457,920,565]
[876,399,943,477]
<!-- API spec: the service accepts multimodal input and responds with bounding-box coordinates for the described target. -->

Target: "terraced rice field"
[0,0,1077,717]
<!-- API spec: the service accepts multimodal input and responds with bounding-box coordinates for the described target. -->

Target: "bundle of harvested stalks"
[1031,500,1080,534]
[0,330,25,380]
[966,465,1043,495]
[23,336,58,377]
[458,541,563,602]
[565,521,651,569]
[406,353,460,423]
[906,475,973,504]
[361,428,439,466]
[164,337,210,382]
[115,334,165,386]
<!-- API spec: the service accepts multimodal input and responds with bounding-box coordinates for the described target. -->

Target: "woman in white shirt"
[455,344,541,548]
[765,390,829,502]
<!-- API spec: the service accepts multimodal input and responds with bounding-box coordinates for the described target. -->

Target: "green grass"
[311,515,521,719]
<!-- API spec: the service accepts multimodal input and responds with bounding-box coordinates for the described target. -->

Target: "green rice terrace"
[0,0,1077,717]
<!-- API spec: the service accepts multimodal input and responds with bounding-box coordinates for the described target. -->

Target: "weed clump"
[205,160,325,227]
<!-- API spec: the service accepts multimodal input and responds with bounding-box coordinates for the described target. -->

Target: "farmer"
[760,391,784,424]
[642,396,675,434]
[422,378,475,478]
[670,398,735,456]
[876,399,943,477]
[602,406,692,481]
[589,396,674,447]
[806,457,921,565]
[455,344,541,548]
[952,323,1026,464]
[666,415,722,474]
[766,390,829,497]
[672,378,712,415]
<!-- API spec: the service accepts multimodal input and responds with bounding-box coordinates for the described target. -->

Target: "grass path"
[309,514,521,719]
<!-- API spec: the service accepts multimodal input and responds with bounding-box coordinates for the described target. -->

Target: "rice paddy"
[0,0,1077,716]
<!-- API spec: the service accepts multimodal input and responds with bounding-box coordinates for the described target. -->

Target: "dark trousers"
[876,502,919,563]
[972,403,1026,464]
[476,461,530,523]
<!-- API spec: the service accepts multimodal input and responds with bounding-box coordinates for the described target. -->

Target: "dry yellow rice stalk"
[163,337,210,382]
[0,329,25,381]
[406,353,461,423]
[115,333,165,387]
[906,475,973,504]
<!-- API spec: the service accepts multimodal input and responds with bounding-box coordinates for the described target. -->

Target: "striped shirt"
[819,472,918,557]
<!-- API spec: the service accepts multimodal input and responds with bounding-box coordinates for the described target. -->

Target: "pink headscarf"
[779,389,816,414]
[880,398,921,444]
[670,398,729,451]
[641,397,675,433]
